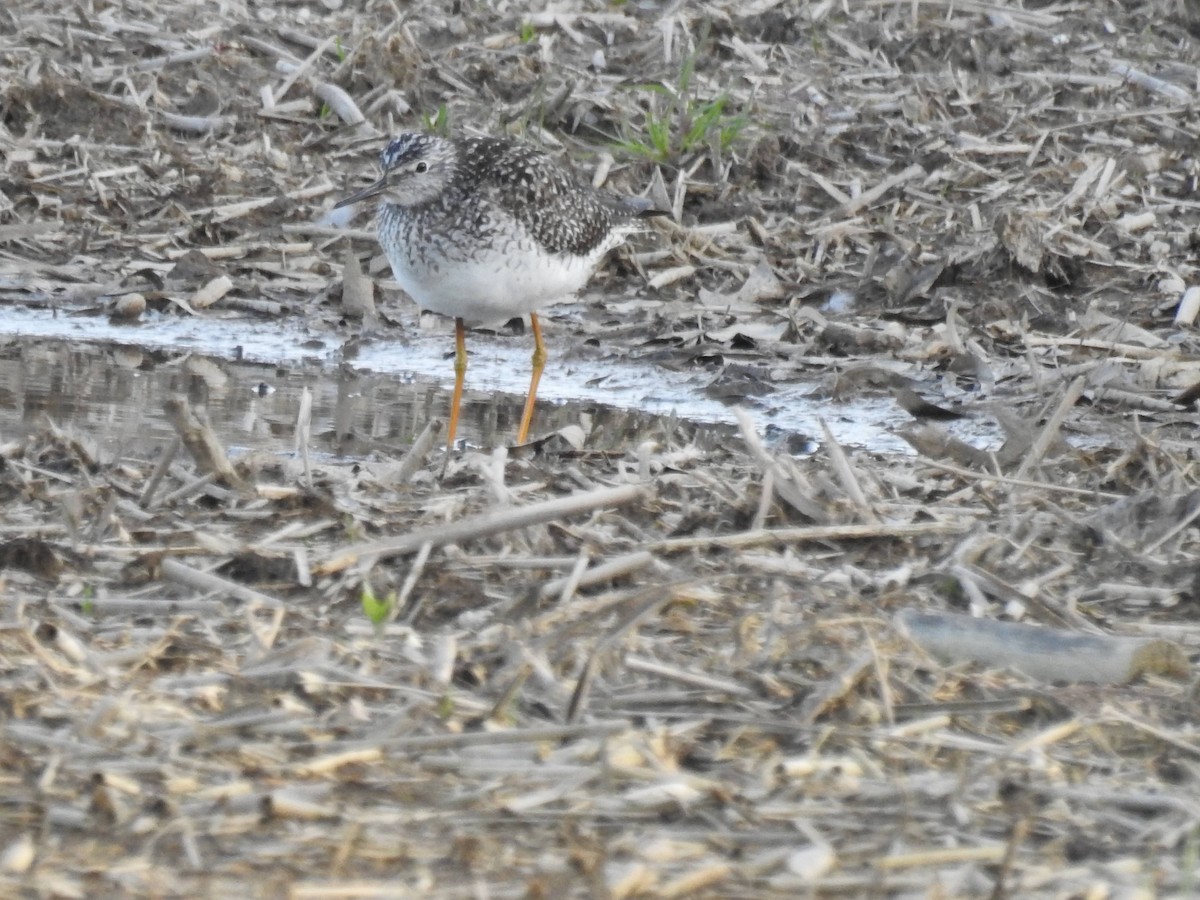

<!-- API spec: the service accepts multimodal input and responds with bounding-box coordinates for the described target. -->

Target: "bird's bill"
[333,177,387,209]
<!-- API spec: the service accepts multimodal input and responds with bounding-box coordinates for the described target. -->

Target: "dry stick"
[158,111,233,133]
[1144,500,1200,554]
[917,457,1125,500]
[567,589,676,724]
[895,608,1190,684]
[549,550,590,605]
[224,297,284,316]
[251,605,286,652]
[819,417,879,523]
[84,490,118,545]
[538,550,656,601]
[377,720,628,752]
[734,408,828,523]
[160,557,285,609]
[652,520,967,553]
[396,541,433,624]
[637,440,654,482]
[189,275,233,310]
[485,663,532,723]
[316,483,648,575]
[943,299,966,354]
[163,396,249,491]
[238,35,302,64]
[1022,334,1165,360]
[1048,784,1200,818]
[1090,385,1184,414]
[139,437,180,508]
[312,82,366,126]
[271,36,336,105]
[128,47,215,73]
[158,240,314,259]
[798,650,877,726]
[174,183,332,232]
[1101,708,1200,759]
[484,447,509,501]
[392,418,443,484]
[1111,61,1192,101]
[750,469,774,531]
[341,242,376,320]
[949,563,1001,614]
[86,597,225,615]
[947,0,1063,27]
[178,822,204,871]
[480,555,579,571]
[623,655,756,697]
[159,472,219,506]
[1013,375,1086,481]
[293,548,311,588]
[275,26,341,56]
[832,163,925,218]
[900,423,995,470]
[877,845,1007,870]
[864,627,895,728]
[295,386,313,489]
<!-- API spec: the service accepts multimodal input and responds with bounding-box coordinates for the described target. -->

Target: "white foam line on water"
[0,305,321,366]
[0,305,1002,455]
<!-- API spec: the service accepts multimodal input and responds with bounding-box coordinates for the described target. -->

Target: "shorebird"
[334,132,662,451]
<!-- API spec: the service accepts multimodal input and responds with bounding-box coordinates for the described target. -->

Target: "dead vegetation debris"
[1,0,1200,897]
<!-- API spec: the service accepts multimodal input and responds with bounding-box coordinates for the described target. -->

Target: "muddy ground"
[2,0,1200,897]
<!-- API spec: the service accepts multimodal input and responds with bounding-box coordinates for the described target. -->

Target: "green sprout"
[422,104,450,135]
[615,49,748,165]
[360,584,395,626]
[519,21,536,43]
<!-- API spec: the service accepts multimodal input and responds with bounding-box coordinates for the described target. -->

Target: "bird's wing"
[469,138,631,256]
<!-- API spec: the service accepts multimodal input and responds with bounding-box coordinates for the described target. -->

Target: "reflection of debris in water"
[0,304,1006,456]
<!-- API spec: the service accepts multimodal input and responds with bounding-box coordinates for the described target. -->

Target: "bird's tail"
[620,196,670,220]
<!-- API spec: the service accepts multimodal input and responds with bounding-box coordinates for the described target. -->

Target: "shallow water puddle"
[0,304,1002,459]
[0,334,740,462]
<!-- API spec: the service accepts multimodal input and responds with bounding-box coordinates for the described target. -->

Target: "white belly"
[391,244,603,325]
[380,215,621,326]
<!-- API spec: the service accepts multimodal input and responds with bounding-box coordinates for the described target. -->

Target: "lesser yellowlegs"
[335,132,662,450]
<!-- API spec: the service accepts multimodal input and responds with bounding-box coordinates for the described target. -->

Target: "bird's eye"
[414,161,428,174]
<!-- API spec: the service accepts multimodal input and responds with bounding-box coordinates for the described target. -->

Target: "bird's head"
[334,133,456,210]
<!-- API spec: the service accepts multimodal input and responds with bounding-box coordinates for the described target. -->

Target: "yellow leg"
[447,318,467,450]
[516,313,546,444]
